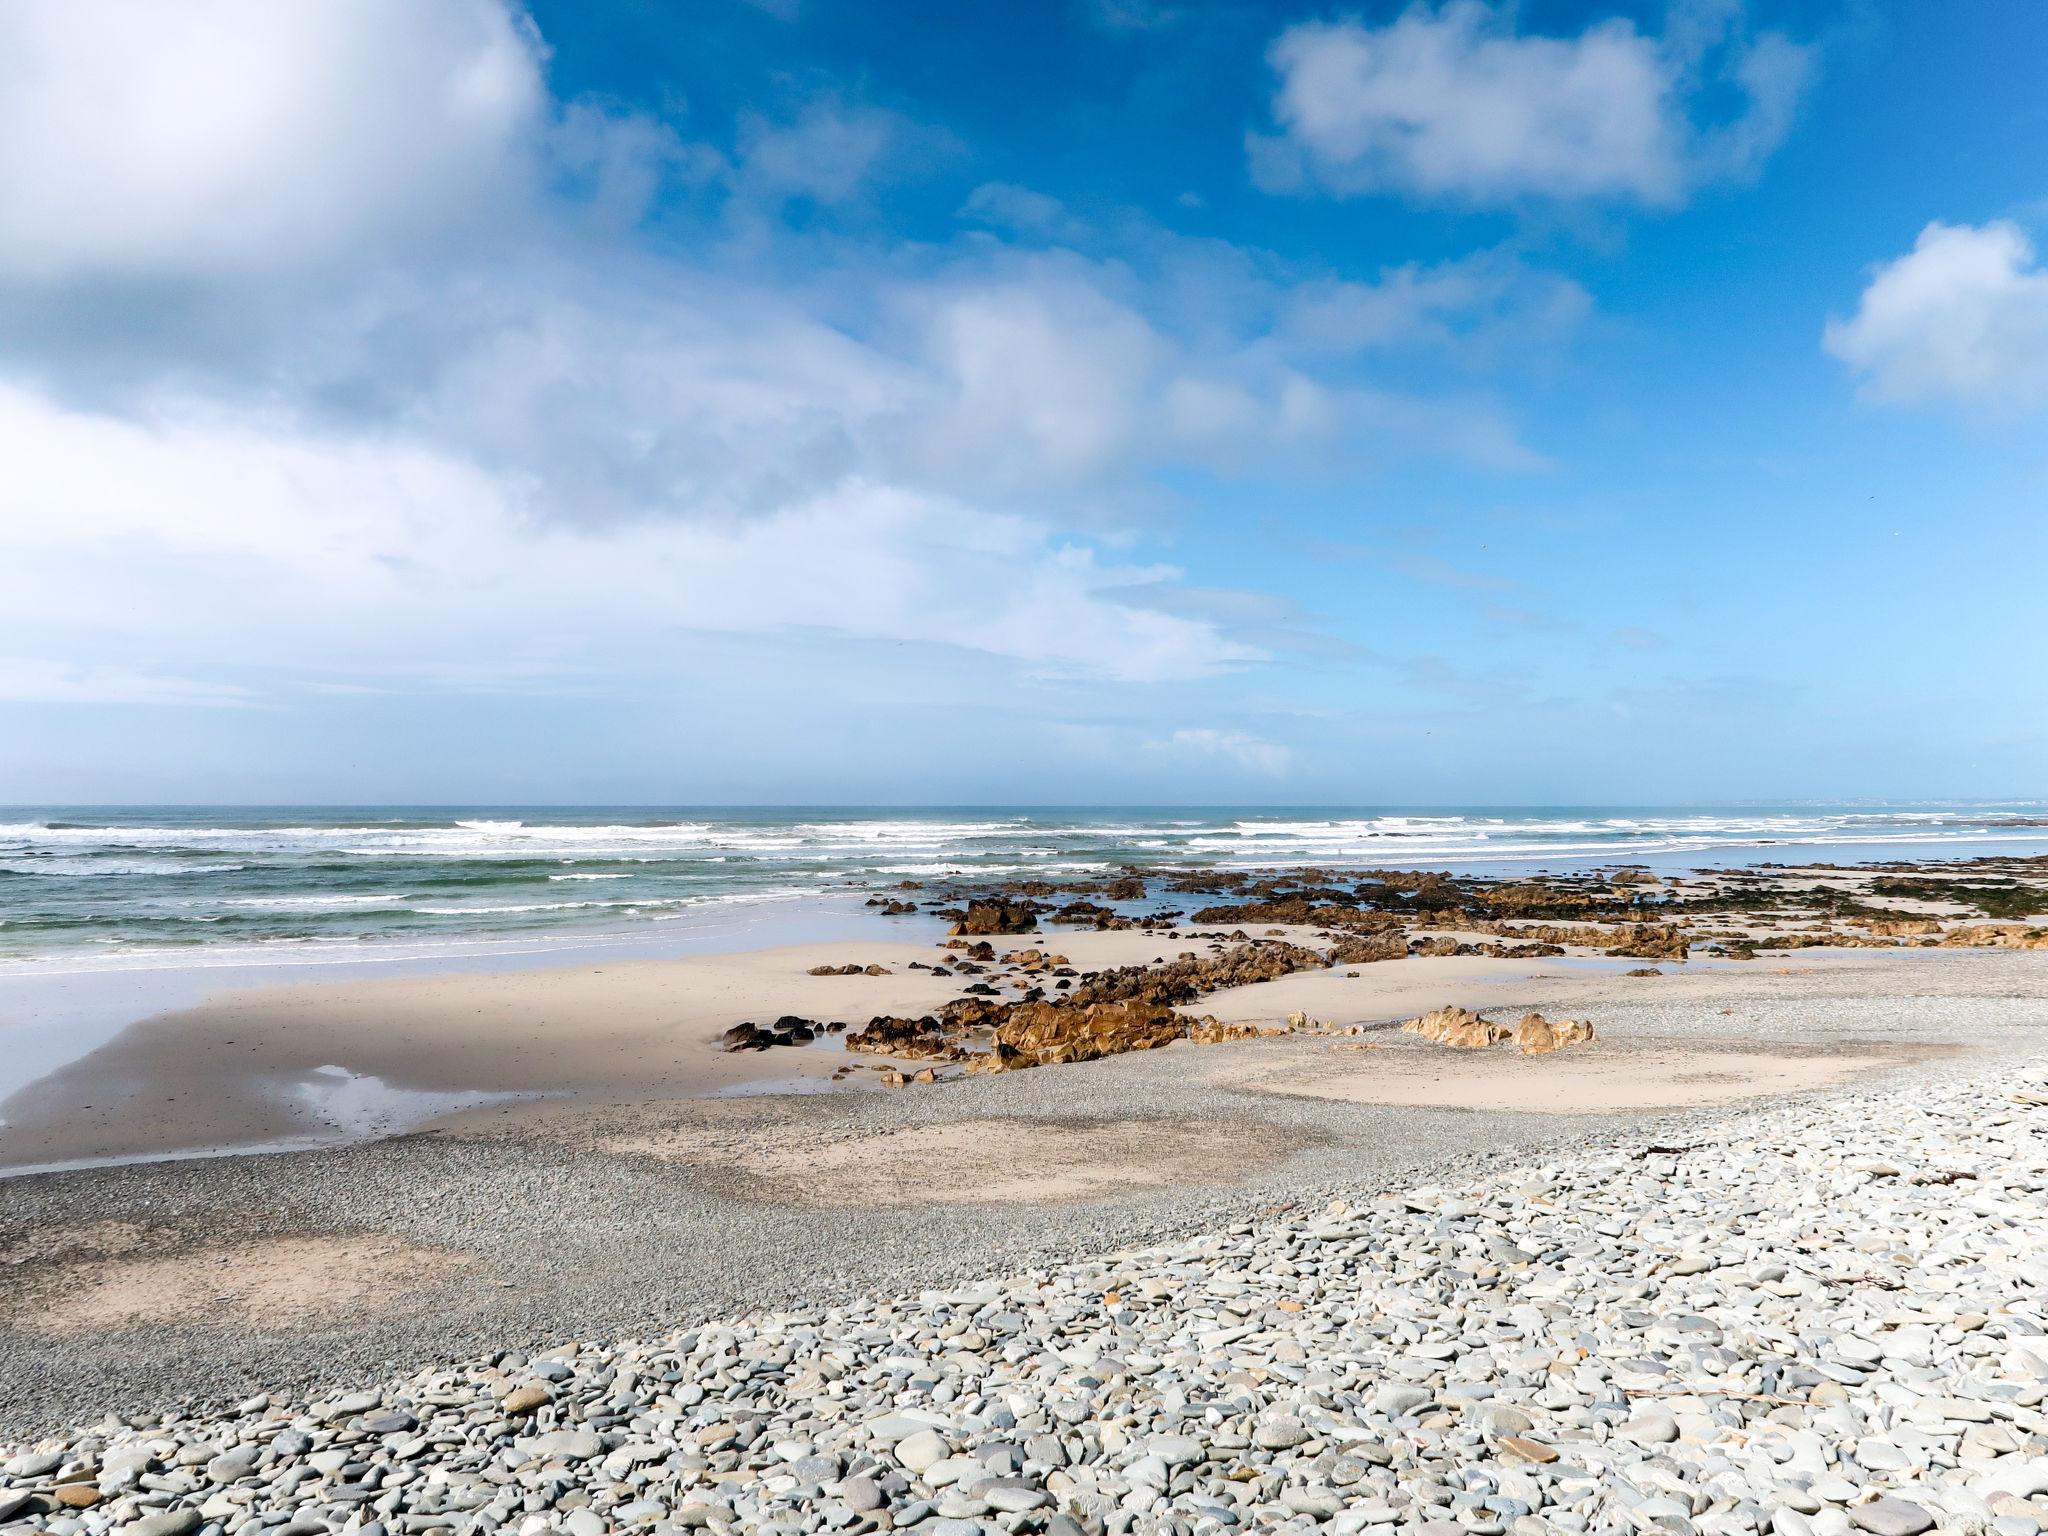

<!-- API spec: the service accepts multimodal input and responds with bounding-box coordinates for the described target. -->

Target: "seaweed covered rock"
[1069,942,1328,1008]
[1329,931,1408,964]
[1604,924,1689,961]
[843,1014,966,1061]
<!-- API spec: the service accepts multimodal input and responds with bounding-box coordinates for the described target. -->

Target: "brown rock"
[1858,915,1941,936]
[843,1015,966,1061]
[1400,1006,1508,1049]
[1407,935,1469,958]
[1329,931,1407,964]
[501,1383,551,1415]
[1604,924,1689,961]
[1509,1012,1596,1054]
[1185,1017,1274,1044]
[1070,941,1327,1009]
[987,999,1184,1069]
[1942,923,2048,950]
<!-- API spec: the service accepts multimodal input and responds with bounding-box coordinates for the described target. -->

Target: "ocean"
[4,803,2047,974]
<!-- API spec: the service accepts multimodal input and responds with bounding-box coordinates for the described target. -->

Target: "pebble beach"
[8,1024,2048,1536]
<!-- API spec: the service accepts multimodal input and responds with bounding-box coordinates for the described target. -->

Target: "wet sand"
[0,924,1982,1171]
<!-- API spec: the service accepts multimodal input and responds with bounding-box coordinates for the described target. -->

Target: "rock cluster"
[977,1000,1186,1071]
[1943,926,2048,952]
[1400,1006,1596,1055]
[10,1069,2048,1536]
[1067,944,1328,1010]
[720,1017,844,1052]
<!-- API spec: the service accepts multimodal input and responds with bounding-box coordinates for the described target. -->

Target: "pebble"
[5,1069,2048,1536]
[1848,1496,1936,1535]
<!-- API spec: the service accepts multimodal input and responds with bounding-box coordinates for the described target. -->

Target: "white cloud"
[1824,220,2048,411]
[1252,0,1809,206]
[0,0,1573,730]
[0,0,548,280]
[0,382,1258,693]
[734,99,919,207]
[1151,728,1294,776]
[1280,251,1592,355]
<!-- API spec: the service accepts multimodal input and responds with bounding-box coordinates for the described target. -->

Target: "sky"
[0,0,2043,806]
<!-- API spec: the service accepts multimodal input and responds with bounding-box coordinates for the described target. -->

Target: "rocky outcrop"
[950,898,1038,936]
[1069,942,1328,1008]
[1329,931,1408,964]
[1047,900,1136,929]
[1102,876,1147,901]
[806,962,891,976]
[1855,915,1941,937]
[1184,1018,1274,1044]
[1407,936,1474,958]
[1604,924,1689,961]
[722,1016,837,1051]
[1401,1006,1508,1049]
[842,1015,966,1061]
[1400,1005,1595,1054]
[982,999,1184,1070]
[1941,924,2048,950]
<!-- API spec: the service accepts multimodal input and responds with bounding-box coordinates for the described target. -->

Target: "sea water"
[3,802,2046,973]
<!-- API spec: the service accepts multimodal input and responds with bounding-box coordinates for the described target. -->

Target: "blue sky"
[0,0,2043,804]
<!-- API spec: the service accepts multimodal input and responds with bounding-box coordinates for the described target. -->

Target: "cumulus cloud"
[0,0,548,281]
[1251,0,1810,206]
[1824,220,2048,412]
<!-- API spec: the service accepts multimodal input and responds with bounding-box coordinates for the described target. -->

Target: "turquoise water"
[3,803,2046,972]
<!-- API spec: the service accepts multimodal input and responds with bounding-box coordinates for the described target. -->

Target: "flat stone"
[896,1428,950,1473]
[1848,1496,1936,1536]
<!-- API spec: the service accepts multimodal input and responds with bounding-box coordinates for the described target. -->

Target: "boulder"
[1401,1006,1508,1049]
[951,898,1038,936]
[1509,1012,1596,1054]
